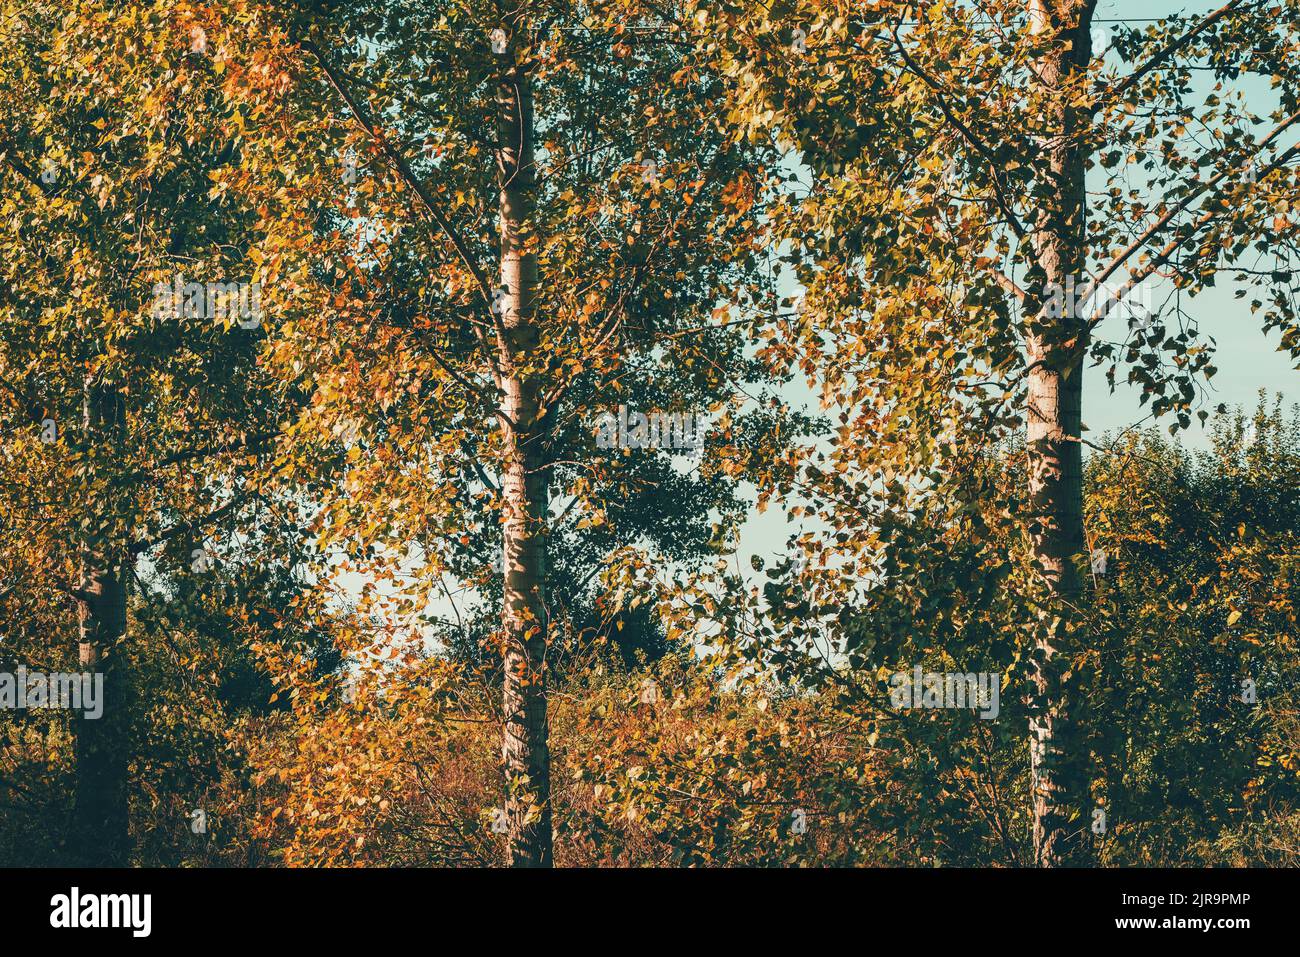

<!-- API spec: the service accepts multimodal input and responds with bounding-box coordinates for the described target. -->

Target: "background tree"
[0,0,309,864]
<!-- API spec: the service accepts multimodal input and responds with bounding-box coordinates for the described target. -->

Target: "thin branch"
[892,22,1028,242]
[1087,109,1300,324]
[1093,0,1250,114]
[297,38,508,369]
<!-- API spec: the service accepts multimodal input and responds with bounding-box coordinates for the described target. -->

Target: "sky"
[1083,0,1297,439]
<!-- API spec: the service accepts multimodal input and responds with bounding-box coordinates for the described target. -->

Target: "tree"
[0,0,296,863]
[224,0,799,865]
[1082,396,1300,863]
[704,0,1300,863]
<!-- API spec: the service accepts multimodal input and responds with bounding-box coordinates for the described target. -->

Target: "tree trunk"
[1024,352,1088,866]
[71,380,131,866]
[73,560,130,866]
[495,55,552,867]
[1024,0,1095,867]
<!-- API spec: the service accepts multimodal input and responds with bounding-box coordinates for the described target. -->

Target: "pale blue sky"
[1085,0,1297,439]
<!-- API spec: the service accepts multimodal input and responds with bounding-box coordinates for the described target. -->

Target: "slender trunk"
[496,55,552,867]
[72,379,131,866]
[1024,0,1095,867]
[1024,351,1088,866]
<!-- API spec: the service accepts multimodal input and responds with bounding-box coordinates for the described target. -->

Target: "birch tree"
[709,0,1300,864]
[234,0,795,866]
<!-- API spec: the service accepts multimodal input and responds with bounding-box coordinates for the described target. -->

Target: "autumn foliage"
[0,1,1297,868]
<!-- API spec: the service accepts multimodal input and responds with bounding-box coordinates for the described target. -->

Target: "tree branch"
[297,37,509,376]
[891,21,1028,242]
[1086,107,1300,324]
[1093,0,1251,114]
